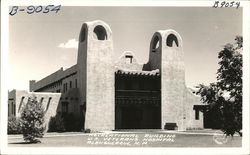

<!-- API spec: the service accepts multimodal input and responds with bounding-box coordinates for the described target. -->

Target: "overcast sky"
[9,6,242,91]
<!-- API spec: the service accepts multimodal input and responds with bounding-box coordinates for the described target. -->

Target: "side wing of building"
[29,64,82,118]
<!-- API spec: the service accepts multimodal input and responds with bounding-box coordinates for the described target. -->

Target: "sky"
[8,6,242,91]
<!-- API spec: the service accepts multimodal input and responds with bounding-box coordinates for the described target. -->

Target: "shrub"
[8,116,22,134]
[48,114,65,132]
[63,113,79,131]
[64,113,85,131]
[21,96,45,143]
[84,129,91,133]
[48,113,84,132]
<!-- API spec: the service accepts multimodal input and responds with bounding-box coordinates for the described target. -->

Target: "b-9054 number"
[9,5,61,16]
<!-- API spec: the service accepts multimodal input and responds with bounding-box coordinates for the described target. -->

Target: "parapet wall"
[8,90,61,131]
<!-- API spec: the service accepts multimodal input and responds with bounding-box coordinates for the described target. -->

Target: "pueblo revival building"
[9,20,204,131]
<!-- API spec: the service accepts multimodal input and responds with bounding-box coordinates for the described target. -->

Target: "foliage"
[84,129,91,133]
[8,116,22,134]
[48,113,84,132]
[196,36,242,136]
[48,114,65,132]
[20,96,46,143]
[63,113,83,131]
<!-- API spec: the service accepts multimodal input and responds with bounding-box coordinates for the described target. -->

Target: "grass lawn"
[8,130,242,147]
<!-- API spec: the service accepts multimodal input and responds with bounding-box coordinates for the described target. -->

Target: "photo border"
[1,0,249,154]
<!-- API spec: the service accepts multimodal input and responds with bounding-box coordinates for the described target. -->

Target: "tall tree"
[196,36,242,136]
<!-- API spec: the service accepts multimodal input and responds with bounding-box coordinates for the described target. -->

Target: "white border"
[1,0,250,155]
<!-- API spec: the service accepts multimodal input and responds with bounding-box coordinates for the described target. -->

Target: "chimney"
[29,80,36,92]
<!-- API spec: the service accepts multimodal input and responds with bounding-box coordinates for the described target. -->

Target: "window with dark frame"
[125,55,133,64]
[70,81,72,89]
[62,102,69,113]
[195,109,199,120]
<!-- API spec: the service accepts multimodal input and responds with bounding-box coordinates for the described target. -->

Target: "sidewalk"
[8,129,242,147]
[8,129,240,139]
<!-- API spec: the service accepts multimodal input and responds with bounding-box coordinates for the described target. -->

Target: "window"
[40,97,44,104]
[18,97,25,112]
[63,83,68,93]
[45,97,52,112]
[195,109,199,120]
[93,25,107,40]
[75,79,77,88]
[70,81,72,89]
[166,34,179,47]
[62,102,69,113]
[11,102,14,115]
[125,55,133,64]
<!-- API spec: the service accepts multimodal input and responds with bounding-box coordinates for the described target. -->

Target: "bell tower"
[77,20,115,131]
[148,30,186,130]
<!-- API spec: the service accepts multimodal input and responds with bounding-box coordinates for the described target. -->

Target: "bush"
[63,113,82,131]
[84,129,91,133]
[21,96,46,143]
[8,116,22,134]
[48,113,84,132]
[48,114,65,132]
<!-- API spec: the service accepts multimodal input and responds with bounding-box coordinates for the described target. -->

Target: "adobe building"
[9,20,204,131]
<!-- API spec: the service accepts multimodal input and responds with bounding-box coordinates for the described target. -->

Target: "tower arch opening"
[93,25,107,40]
[152,35,160,52]
[166,34,179,47]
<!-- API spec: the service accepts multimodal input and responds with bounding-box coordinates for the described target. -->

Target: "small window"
[62,102,69,113]
[93,25,107,40]
[195,109,199,120]
[63,83,68,93]
[45,97,52,112]
[40,97,44,104]
[12,102,14,116]
[18,97,25,112]
[70,81,72,89]
[166,34,179,47]
[125,55,133,64]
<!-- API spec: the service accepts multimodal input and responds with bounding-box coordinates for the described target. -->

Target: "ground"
[8,130,242,147]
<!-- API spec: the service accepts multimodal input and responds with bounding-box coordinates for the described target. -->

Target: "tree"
[196,36,242,136]
[21,96,46,143]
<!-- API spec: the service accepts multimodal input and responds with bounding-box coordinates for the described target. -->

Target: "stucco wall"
[9,90,61,131]
[147,30,203,130]
[185,89,204,129]
[115,51,144,71]
[78,20,115,131]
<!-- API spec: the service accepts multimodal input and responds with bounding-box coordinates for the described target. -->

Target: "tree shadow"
[9,141,41,144]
